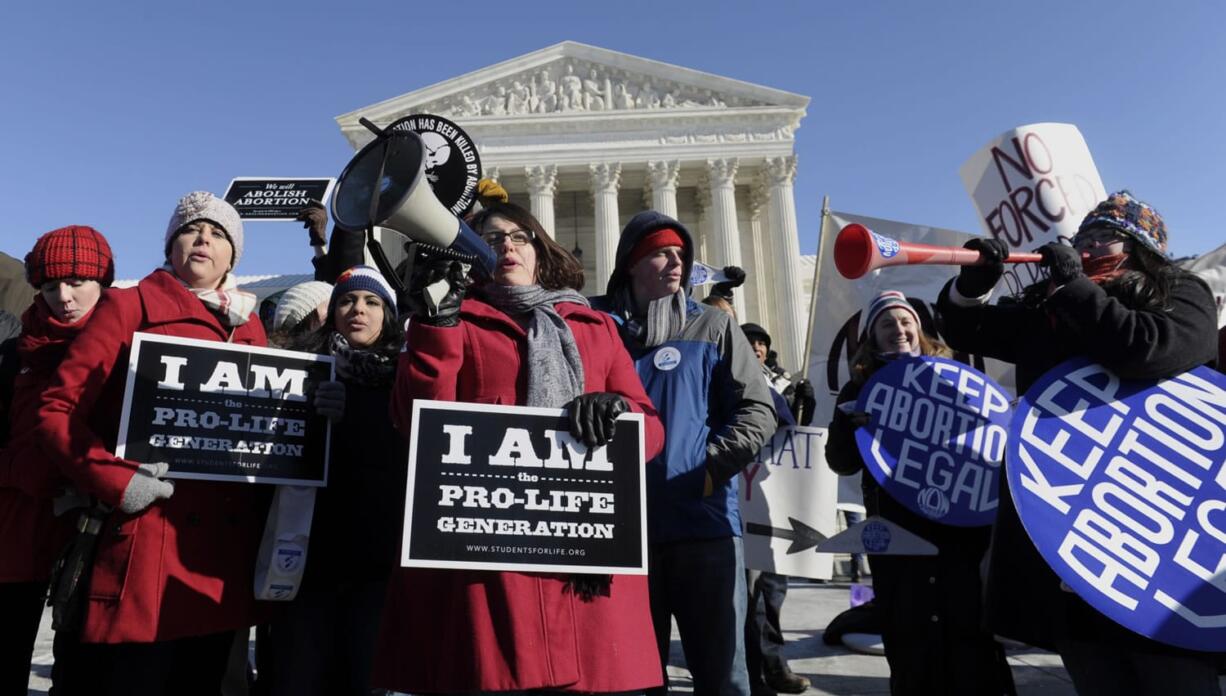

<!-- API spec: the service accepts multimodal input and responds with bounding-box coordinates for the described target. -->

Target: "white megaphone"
[331,119,496,282]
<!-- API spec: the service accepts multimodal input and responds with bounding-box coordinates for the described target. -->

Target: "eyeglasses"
[1073,227,1130,250]
[482,229,535,248]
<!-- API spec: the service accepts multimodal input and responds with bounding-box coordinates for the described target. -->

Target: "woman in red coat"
[373,201,666,694]
[37,192,272,695]
[0,226,113,695]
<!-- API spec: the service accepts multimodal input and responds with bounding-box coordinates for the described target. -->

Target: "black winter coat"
[827,376,1010,695]
[936,271,1219,656]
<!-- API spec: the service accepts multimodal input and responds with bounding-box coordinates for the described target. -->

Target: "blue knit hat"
[1077,190,1168,255]
[332,265,396,314]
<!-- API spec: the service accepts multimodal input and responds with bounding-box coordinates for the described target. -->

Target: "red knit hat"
[627,227,686,269]
[25,225,115,288]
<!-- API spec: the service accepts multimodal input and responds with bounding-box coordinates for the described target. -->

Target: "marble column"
[745,181,771,328]
[525,164,558,236]
[706,158,745,318]
[765,155,805,372]
[646,160,681,218]
[589,162,622,294]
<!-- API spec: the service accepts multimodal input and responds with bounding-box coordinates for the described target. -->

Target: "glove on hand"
[119,462,175,514]
[567,392,629,448]
[295,201,329,247]
[1039,242,1084,286]
[787,378,817,426]
[709,265,747,300]
[405,250,470,327]
[955,238,1009,297]
[313,380,346,422]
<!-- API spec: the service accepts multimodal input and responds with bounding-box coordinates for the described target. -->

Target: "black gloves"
[786,378,817,427]
[955,238,1009,297]
[1038,242,1084,286]
[566,392,629,448]
[296,201,329,247]
[405,249,470,327]
[709,265,747,300]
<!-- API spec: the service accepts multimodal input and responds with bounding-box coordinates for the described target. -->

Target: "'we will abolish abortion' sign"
[1010,359,1226,650]
[855,356,1010,527]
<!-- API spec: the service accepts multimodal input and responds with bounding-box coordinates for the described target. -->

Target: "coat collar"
[137,269,229,337]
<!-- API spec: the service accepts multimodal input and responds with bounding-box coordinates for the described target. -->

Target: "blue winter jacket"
[592,211,776,544]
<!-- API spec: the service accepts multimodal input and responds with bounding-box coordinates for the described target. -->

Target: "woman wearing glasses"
[373,200,666,694]
[938,191,1220,695]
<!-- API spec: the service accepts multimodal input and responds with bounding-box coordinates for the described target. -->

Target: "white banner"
[1182,241,1226,329]
[740,425,838,579]
[803,211,1014,509]
[960,123,1107,290]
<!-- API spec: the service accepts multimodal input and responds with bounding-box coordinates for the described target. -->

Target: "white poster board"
[960,123,1107,289]
[740,425,838,579]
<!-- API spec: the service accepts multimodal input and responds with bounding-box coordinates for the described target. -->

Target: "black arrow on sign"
[746,517,827,554]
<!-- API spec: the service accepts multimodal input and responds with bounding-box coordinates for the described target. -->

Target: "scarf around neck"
[327,331,396,386]
[481,284,588,408]
[161,266,257,327]
[17,297,94,374]
[615,286,688,349]
[1083,252,1129,285]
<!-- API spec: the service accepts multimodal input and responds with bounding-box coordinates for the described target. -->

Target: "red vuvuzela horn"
[833,224,1043,280]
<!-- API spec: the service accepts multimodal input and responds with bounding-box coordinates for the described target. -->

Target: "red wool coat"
[0,298,93,582]
[37,269,270,643]
[374,297,665,694]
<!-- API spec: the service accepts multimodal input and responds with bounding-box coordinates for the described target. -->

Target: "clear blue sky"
[2,1,1222,280]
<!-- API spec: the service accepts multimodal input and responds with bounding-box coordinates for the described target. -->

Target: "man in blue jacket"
[593,210,776,695]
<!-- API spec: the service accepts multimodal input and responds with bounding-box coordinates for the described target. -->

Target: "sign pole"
[800,195,831,380]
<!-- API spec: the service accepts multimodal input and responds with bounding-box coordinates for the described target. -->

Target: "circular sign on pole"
[387,114,481,216]
[1008,358,1226,651]
[854,355,1010,527]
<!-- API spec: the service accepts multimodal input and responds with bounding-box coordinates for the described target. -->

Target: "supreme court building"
[335,41,812,369]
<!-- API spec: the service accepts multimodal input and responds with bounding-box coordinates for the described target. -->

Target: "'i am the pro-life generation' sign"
[402,399,647,574]
[116,333,334,486]
[855,356,1011,527]
[1009,359,1226,651]
[223,178,336,220]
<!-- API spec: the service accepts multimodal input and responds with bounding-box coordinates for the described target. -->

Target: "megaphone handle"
[365,226,407,296]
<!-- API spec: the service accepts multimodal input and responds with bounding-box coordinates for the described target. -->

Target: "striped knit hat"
[25,225,115,288]
[861,290,920,337]
[331,265,397,314]
[1077,190,1168,255]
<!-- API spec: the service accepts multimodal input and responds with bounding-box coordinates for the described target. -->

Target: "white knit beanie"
[165,191,245,267]
[273,281,334,332]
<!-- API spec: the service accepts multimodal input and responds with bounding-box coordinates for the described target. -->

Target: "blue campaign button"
[854,355,1011,527]
[1008,358,1226,651]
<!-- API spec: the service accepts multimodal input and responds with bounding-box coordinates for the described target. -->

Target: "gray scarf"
[614,286,688,349]
[481,284,588,407]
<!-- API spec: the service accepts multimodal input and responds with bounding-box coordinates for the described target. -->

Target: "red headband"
[627,227,686,269]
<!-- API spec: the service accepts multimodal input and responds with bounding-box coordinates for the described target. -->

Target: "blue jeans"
[648,537,749,696]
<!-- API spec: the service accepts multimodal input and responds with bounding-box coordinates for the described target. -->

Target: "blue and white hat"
[331,265,397,314]
[861,290,919,337]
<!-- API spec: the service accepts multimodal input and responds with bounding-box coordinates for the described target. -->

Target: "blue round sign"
[854,355,1010,527]
[1008,359,1226,651]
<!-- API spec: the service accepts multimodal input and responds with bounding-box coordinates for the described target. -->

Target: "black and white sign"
[116,333,334,485]
[387,114,481,216]
[223,178,336,220]
[402,399,647,574]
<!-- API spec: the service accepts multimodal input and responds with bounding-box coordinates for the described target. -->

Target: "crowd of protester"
[0,182,1221,696]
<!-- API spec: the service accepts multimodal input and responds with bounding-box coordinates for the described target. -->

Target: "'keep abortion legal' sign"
[402,399,647,574]
[116,333,334,486]
[223,178,336,220]
[855,356,1010,527]
[1009,359,1226,651]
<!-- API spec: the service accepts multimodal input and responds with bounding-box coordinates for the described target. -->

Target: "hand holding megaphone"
[833,223,1043,279]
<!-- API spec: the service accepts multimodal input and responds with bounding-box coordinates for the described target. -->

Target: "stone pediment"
[338,41,808,134]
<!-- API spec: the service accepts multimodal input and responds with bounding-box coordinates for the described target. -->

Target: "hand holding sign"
[1008,359,1226,651]
[854,356,1011,527]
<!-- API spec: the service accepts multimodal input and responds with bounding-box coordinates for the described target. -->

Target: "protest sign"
[387,113,481,216]
[401,399,647,574]
[223,178,336,220]
[817,516,938,556]
[1009,358,1226,651]
[740,425,838,579]
[854,356,1010,526]
[116,333,334,486]
[960,123,1107,291]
